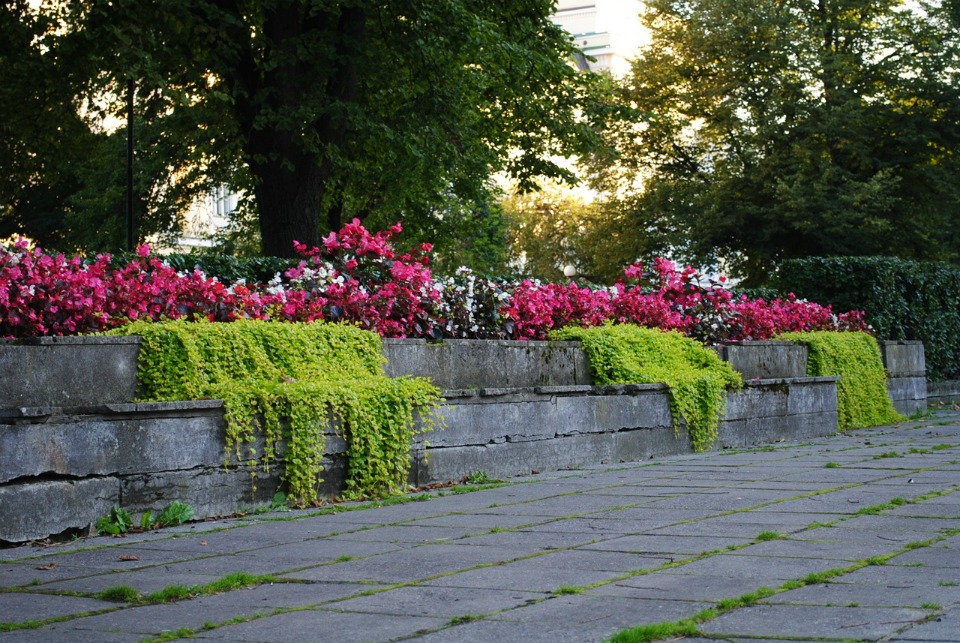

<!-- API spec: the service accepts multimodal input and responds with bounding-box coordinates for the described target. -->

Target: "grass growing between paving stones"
[94,572,274,605]
[605,495,960,642]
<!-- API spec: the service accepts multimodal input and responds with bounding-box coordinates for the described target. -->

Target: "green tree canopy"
[2,0,610,258]
[589,0,960,285]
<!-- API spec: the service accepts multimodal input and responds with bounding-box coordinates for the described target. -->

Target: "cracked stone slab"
[330,585,546,618]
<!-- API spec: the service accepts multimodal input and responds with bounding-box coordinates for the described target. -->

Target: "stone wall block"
[718,341,808,380]
[927,380,960,405]
[783,379,839,415]
[879,340,926,377]
[0,478,117,543]
[0,337,140,408]
[383,338,591,389]
[724,386,789,421]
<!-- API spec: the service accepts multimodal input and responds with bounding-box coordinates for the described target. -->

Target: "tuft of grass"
[608,620,700,643]
[873,451,901,459]
[95,585,141,603]
[448,614,484,626]
[932,444,952,451]
[920,602,942,610]
[146,585,193,603]
[0,620,44,632]
[335,555,354,562]
[205,572,262,594]
[939,580,957,587]
[824,462,841,468]
[715,587,774,612]
[553,585,584,596]
[799,569,845,585]
[756,531,785,541]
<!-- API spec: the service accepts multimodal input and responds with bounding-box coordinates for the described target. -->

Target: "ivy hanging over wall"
[776,331,903,430]
[550,324,742,452]
[108,319,440,504]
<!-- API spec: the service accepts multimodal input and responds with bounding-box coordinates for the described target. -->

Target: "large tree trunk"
[251,152,326,258]
[218,4,365,257]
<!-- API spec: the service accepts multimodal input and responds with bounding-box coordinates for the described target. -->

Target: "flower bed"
[1,221,868,343]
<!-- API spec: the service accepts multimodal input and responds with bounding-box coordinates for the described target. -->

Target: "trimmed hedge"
[774,257,960,380]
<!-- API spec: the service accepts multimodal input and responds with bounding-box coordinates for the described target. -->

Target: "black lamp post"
[126,78,135,251]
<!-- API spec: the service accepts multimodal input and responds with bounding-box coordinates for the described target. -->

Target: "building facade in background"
[552,0,646,77]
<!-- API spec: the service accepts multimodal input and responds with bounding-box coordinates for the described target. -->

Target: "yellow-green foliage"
[777,331,903,430]
[109,320,440,504]
[550,324,742,452]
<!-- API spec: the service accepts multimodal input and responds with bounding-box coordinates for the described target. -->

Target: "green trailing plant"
[109,319,440,504]
[777,331,904,430]
[550,324,742,451]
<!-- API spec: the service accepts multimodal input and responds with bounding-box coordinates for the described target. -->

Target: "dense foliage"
[109,319,439,504]
[0,222,869,342]
[2,1,609,257]
[586,0,960,285]
[778,331,903,430]
[774,256,960,380]
[550,325,742,452]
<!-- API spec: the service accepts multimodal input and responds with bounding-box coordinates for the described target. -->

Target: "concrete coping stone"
[0,399,224,419]
[440,389,480,399]
[448,383,673,399]
[742,376,840,387]
[595,383,668,395]
[478,387,525,397]
[0,336,141,346]
[534,384,596,395]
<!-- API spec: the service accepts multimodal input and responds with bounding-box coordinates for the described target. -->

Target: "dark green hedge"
[773,256,960,380]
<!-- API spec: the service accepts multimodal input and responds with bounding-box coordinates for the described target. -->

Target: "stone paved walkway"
[2,410,960,642]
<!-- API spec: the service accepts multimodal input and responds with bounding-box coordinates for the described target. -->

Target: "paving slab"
[487,594,711,630]
[183,608,449,642]
[589,573,783,602]
[578,533,749,555]
[699,603,928,639]
[763,578,960,608]
[280,542,516,583]
[329,584,545,618]
[890,608,960,642]
[0,591,116,622]
[666,553,849,581]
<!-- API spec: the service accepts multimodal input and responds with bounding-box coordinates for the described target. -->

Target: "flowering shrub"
[0,221,869,342]
[278,220,440,338]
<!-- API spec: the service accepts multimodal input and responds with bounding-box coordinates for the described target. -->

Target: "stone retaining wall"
[0,335,928,543]
[878,340,927,416]
[927,380,960,406]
